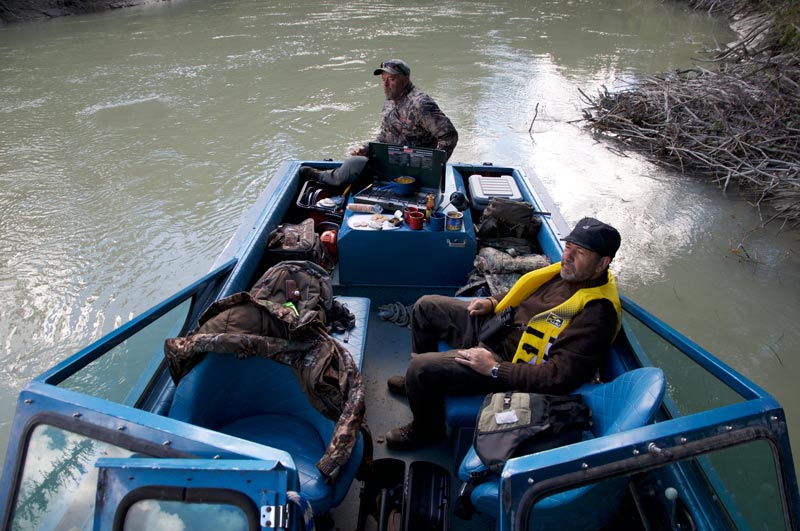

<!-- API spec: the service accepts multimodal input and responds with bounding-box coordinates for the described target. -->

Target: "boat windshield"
[56,299,191,405]
[513,437,788,531]
[10,424,135,530]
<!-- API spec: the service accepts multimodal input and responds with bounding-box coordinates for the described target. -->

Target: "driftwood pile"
[581,0,799,226]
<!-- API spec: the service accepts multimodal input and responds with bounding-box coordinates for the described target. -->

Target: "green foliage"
[773,2,800,51]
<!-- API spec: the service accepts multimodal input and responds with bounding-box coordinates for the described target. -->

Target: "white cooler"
[468,174,523,210]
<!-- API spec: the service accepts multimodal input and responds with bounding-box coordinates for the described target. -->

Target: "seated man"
[384,217,622,450]
[300,58,458,186]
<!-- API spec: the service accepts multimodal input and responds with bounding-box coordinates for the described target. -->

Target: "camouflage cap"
[373,59,410,76]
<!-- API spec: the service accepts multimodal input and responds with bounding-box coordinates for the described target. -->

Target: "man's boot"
[300,166,322,181]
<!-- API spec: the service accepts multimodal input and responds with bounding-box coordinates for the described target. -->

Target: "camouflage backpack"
[250,260,354,333]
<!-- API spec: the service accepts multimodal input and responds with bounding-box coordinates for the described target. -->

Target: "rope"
[287,491,315,531]
[378,302,414,328]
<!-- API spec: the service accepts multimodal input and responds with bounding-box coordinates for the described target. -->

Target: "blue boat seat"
[457,367,666,530]
[168,296,370,516]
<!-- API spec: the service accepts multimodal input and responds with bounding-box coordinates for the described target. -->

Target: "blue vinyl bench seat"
[168,295,370,516]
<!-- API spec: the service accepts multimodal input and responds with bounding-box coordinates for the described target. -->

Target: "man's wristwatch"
[490,363,501,379]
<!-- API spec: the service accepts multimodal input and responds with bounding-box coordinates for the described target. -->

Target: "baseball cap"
[561,217,621,259]
[373,59,410,76]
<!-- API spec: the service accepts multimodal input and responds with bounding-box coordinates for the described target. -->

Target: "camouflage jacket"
[374,82,458,159]
[164,291,367,482]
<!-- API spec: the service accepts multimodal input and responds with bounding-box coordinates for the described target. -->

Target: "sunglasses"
[381,61,409,75]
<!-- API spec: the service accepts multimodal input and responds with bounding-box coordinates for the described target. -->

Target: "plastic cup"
[429,211,445,231]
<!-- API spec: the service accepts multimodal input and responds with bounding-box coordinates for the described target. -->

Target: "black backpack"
[475,197,543,254]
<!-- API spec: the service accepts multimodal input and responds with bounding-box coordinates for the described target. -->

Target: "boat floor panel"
[331,310,496,530]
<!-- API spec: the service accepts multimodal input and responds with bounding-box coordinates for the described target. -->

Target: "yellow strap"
[495,262,562,313]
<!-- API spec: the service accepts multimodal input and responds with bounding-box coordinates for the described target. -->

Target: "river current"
[1,0,798,475]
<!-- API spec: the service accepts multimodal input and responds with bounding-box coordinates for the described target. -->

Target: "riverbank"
[581,0,799,227]
[0,0,164,24]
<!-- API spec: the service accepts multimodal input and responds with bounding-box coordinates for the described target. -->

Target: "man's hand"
[454,347,497,376]
[467,298,494,316]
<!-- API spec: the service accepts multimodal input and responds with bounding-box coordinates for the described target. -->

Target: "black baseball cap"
[373,59,410,76]
[561,217,621,259]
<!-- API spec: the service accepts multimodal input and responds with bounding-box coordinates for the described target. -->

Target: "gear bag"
[266,218,334,271]
[475,197,543,254]
[454,392,592,519]
[250,260,354,333]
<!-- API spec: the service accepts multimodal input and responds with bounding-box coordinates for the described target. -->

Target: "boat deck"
[330,305,648,531]
[331,310,499,531]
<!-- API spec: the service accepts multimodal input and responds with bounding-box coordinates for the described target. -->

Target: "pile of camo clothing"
[456,247,551,297]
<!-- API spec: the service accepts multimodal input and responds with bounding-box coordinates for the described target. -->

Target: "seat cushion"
[332,296,370,370]
[445,394,486,428]
[221,414,331,508]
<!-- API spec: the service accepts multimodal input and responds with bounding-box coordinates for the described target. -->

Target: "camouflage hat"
[373,59,410,76]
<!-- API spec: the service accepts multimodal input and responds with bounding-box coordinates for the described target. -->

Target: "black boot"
[299,166,322,181]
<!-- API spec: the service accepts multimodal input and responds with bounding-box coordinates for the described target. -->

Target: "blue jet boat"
[1,144,797,530]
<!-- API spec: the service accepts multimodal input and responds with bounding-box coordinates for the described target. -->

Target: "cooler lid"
[367,143,446,190]
[469,174,522,205]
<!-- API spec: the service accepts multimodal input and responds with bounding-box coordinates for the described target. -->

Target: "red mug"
[403,206,419,225]
[408,211,424,230]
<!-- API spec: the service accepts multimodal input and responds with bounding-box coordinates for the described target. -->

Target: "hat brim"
[560,235,617,259]
[373,67,408,76]
[561,236,598,254]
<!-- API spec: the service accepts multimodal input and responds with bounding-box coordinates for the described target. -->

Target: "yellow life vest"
[494,262,621,365]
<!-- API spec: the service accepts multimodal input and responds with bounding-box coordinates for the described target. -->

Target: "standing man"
[384,217,623,450]
[300,59,458,186]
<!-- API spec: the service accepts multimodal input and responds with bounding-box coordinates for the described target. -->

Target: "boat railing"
[499,294,800,531]
[503,417,793,530]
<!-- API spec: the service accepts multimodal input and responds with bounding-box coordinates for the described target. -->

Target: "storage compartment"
[337,219,477,287]
[356,459,451,531]
[356,458,406,531]
[469,174,522,210]
[403,461,451,531]
[296,179,346,224]
[338,144,476,288]
[338,196,477,288]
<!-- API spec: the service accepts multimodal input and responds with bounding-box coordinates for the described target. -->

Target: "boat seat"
[168,295,370,516]
[443,341,627,429]
[457,367,666,530]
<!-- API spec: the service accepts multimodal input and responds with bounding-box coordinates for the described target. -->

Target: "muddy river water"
[1,0,798,474]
